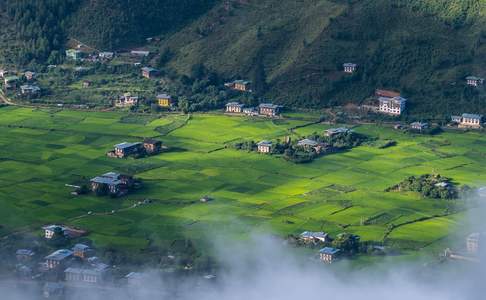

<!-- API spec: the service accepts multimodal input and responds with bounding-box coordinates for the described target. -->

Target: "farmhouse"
[225,80,252,92]
[20,84,41,96]
[82,80,92,88]
[45,249,73,269]
[258,103,281,117]
[90,172,134,196]
[300,231,329,244]
[297,139,319,150]
[142,67,158,79]
[24,71,35,81]
[113,142,143,158]
[243,107,258,116]
[157,93,173,107]
[43,282,64,299]
[458,113,483,128]
[143,138,163,154]
[16,249,35,261]
[257,141,272,153]
[73,244,92,259]
[99,52,114,60]
[325,127,350,137]
[466,76,484,87]
[66,49,84,61]
[378,96,407,115]
[116,93,139,107]
[343,63,357,73]
[225,102,244,113]
[319,247,341,264]
[4,75,19,89]
[65,263,109,284]
[131,50,150,57]
[42,225,86,240]
[410,122,429,131]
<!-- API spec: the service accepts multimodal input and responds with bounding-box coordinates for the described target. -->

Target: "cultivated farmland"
[0,107,484,257]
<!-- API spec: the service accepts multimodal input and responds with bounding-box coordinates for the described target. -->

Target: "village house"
[131,50,150,57]
[225,80,252,92]
[43,282,64,299]
[157,93,173,107]
[257,141,272,153]
[90,172,134,196]
[82,80,92,88]
[4,75,19,89]
[243,107,258,116]
[451,115,462,123]
[24,71,36,81]
[325,127,350,137]
[16,249,35,261]
[457,113,483,128]
[99,51,114,60]
[225,102,245,113]
[299,231,330,244]
[66,49,84,61]
[45,249,73,270]
[378,96,407,115]
[73,244,92,259]
[466,76,484,87]
[467,233,482,254]
[113,142,143,158]
[297,139,319,150]
[65,263,109,284]
[42,225,86,240]
[410,122,429,131]
[20,84,41,96]
[343,63,357,73]
[319,247,341,264]
[143,138,163,155]
[258,103,281,117]
[116,93,139,107]
[142,67,158,79]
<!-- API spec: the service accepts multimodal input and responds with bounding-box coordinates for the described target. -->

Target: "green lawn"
[0,107,483,255]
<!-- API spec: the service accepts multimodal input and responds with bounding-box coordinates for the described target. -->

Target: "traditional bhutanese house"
[20,84,41,96]
[319,247,341,264]
[43,225,66,239]
[325,127,350,137]
[90,172,133,196]
[257,141,272,153]
[114,142,143,158]
[24,71,36,81]
[43,282,64,299]
[45,249,73,269]
[73,244,92,259]
[116,93,139,107]
[343,63,357,73]
[225,102,244,113]
[225,80,252,92]
[375,89,401,98]
[99,52,114,60]
[410,122,429,131]
[4,75,19,89]
[378,96,407,115]
[143,138,162,154]
[297,139,319,150]
[65,263,109,284]
[131,50,150,57]
[451,115,462,123]
[142,67,158,79]
[299,231,329,244]
[467,233,482,254]
[83,80,92,88]
[157,93,173,107]
[394,124,402,130]
[66,49,84,60]
[243,107,258,116]
[16,249,35,261]
[258,103,281,117]
[459,113,483,128]
[466,76,484,87]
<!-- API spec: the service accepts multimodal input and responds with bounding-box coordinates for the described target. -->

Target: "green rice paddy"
[0,106,485,255]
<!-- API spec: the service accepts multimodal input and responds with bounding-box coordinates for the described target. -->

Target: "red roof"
[375,89,400,98]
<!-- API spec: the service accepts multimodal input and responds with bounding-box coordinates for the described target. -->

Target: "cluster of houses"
[451,113,483,129]
[114,93,174,109]
[66,49,115,63]
[298,231,342,264]
[107,138,163,158]
[0,69,41,96]
[225,102,282,117]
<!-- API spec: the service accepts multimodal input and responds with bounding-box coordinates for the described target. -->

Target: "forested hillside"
[0,0,485,117]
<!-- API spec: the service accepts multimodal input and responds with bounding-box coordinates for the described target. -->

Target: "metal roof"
[115,142,142,150]
[257,140,272,146]
[45,249,73,261]
[462,113,483,120]
[319,247,340,255]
